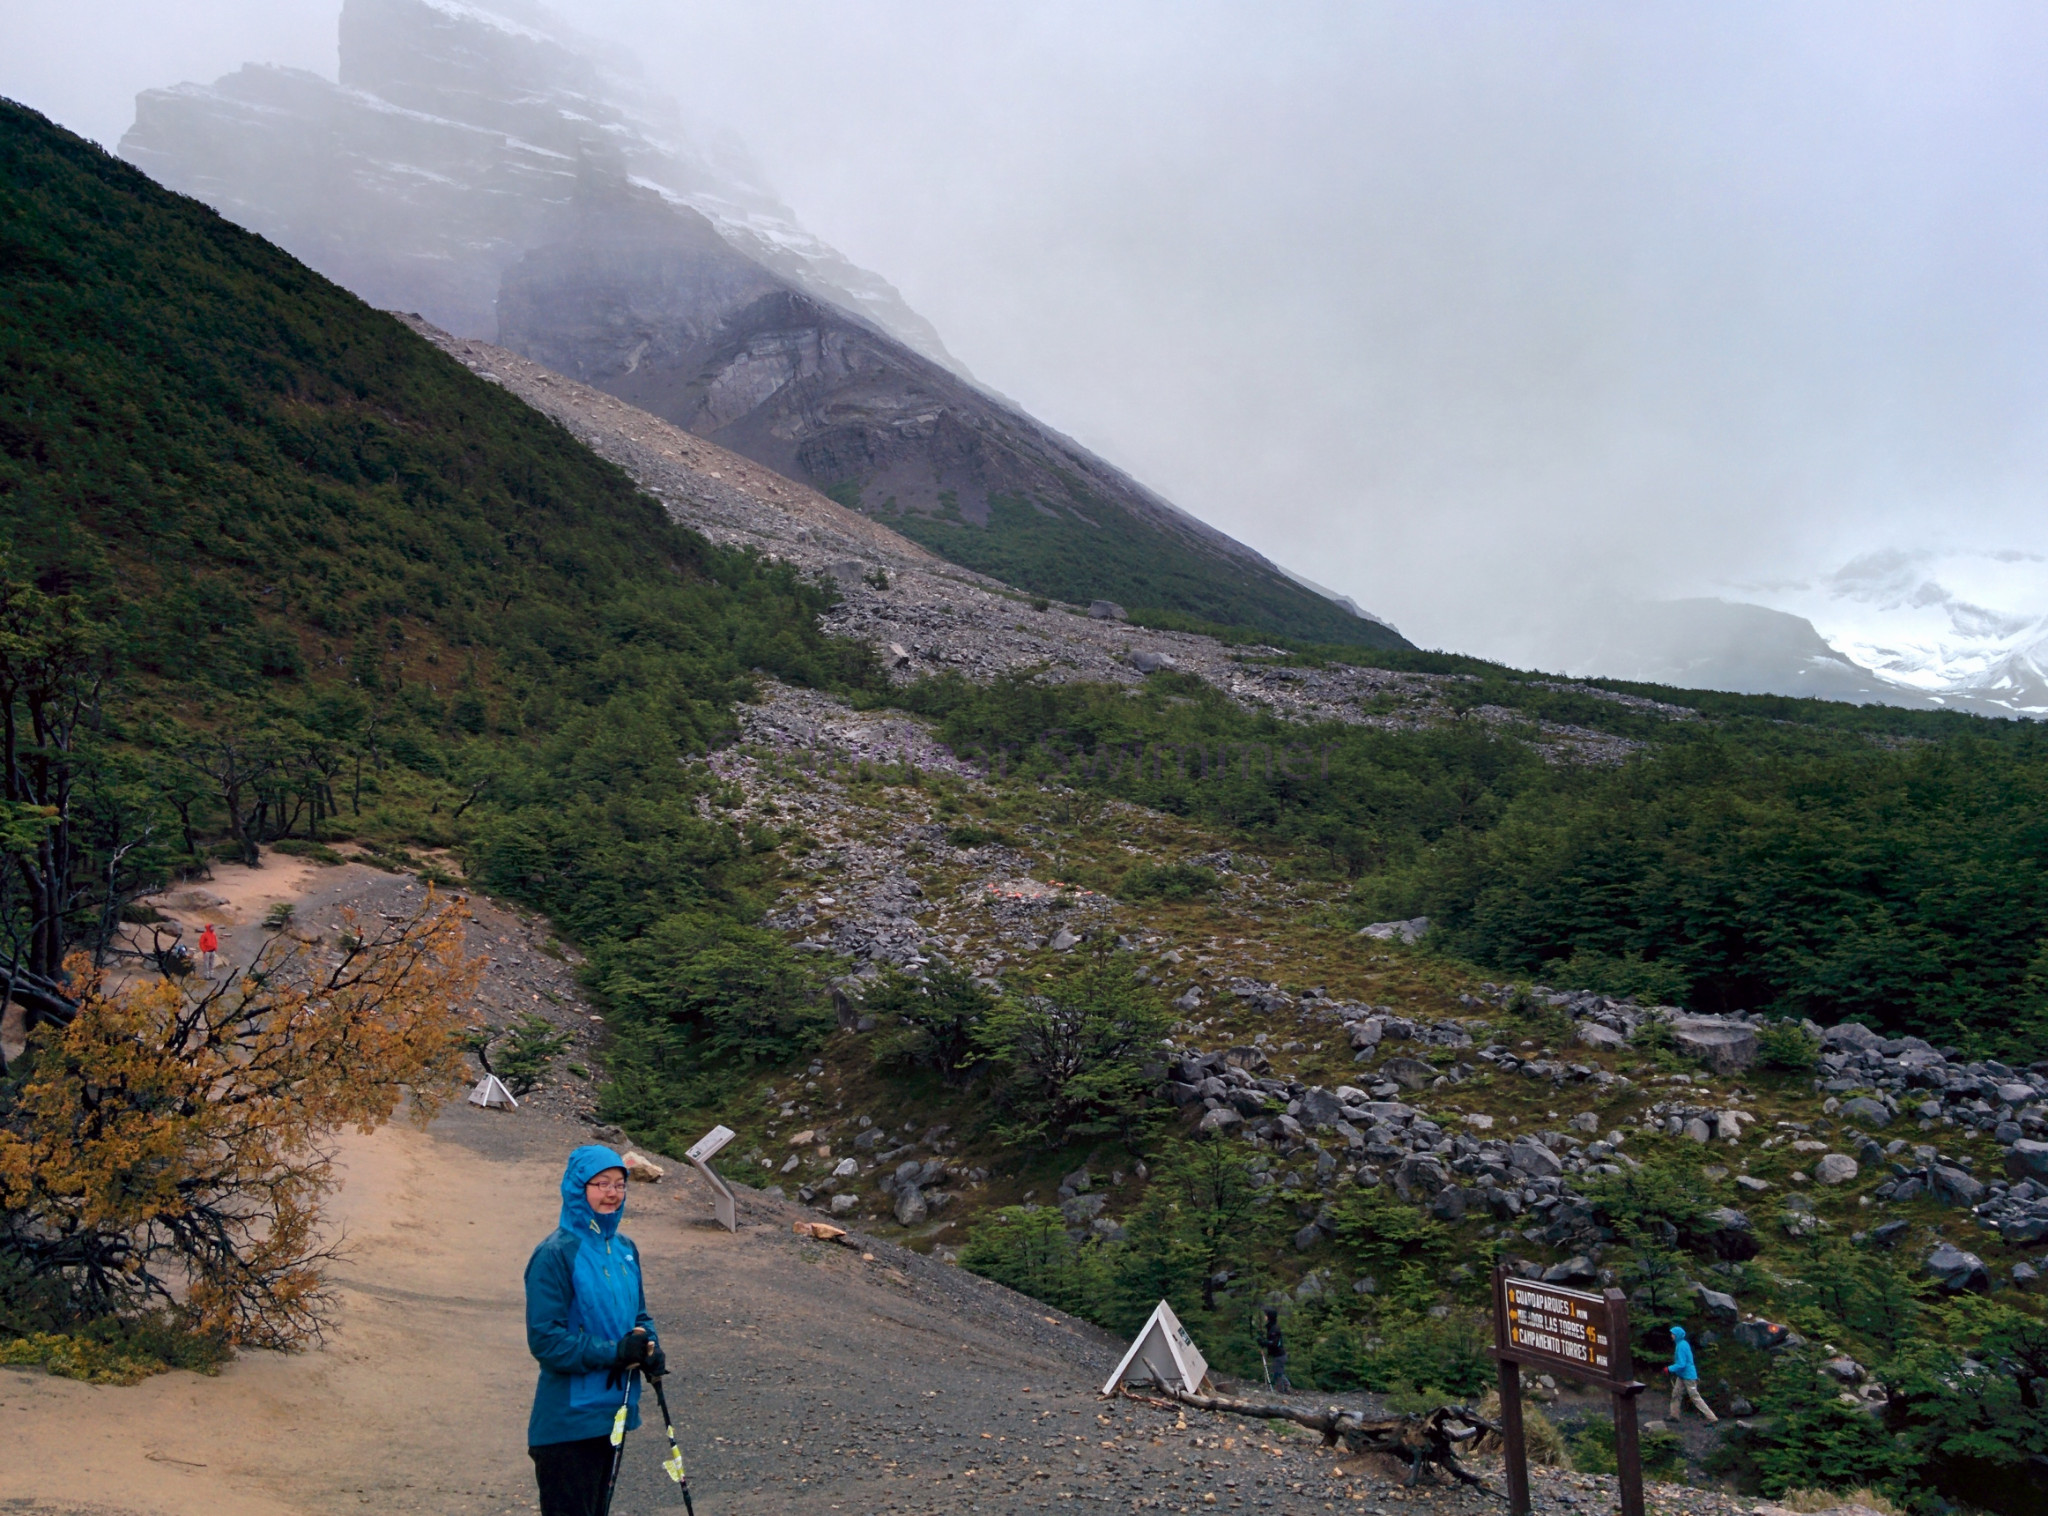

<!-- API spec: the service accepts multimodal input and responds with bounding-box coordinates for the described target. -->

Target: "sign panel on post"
[1502,1278,1614,1380]
[686,1125,739,1233]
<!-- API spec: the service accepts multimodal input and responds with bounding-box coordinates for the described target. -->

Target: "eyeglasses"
[586,1178,628,1193]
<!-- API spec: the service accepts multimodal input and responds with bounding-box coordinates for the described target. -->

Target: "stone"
[1087,599,1127,620]
[1048,927,1079,952]
[1462,1113,1496,1131]
[2005,1139,2048,1182]
[1172,987,1204,1013]
[1392,1156,1449,1202]
[2001,1216,2048,1246]
[831,1157,858,1178]
[1060,1193,1107,1225]
[1929,1165,1987,1208]
[1347,1017,1385,1050]
[1429,1186,1469,1222]
[1996,1083,2038,1106]
[1735,1175,1772,1193]
[1541,1256,1599,1286]
[1197,1106,1244,1135]
[1926,1241,1991,1294]
[2013,1261,2042,1292]
[1569,1111,1601,1134]
[1693,1284,1739,1323]
[1869,1220,1909,1248]
[892,1186,928,1226]
[1683,1117,1713,1143]
[1294,1223,1324,1252]
[1127,650,1176,673]
[1697,1207,1760,1261]
[1820,1022,1885,1054]
[1732,1318,1798,1352]
[1359,917,1429,945]
[1508,1140,1564,1179]
[1298,1088,1344,1127]
[1574,1022,1627,1052]
[1381,1057,1437,1092]
[885,641,912,668]
[1728,1397,1754,1417]
[829,1192,859,1216]
[1669,1015,1758,1073]
[1714,1111,1745,1142]
[1815,1153,1859,1186]
[1840,1096,1891,1128]
[1822,1356,1863,1382]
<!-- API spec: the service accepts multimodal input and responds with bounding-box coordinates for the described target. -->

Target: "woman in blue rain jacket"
[525,1145,665,1516]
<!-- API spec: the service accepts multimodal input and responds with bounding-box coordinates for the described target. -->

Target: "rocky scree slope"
[409,321,1665,765]
[122,0,1403,650]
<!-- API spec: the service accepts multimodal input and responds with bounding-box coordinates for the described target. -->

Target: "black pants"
[531,1435,617,1516]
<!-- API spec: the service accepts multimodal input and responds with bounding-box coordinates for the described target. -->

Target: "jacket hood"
[559,1145,628,1240]
[1670,1326,1687,1341]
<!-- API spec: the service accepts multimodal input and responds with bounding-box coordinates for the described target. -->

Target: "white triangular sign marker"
[467,1073,519,1109]
[1101,1300,1209,1396]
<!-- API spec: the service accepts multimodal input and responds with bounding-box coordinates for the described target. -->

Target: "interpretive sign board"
[1492,1265,1643,1516]
[1502,1278,1615,1380]
[686,1125,739,1233]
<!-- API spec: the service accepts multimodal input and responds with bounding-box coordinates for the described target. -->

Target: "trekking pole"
[649,1370,698,1516]
[600,1368,637,1516]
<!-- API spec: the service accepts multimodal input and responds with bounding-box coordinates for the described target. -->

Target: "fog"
[9,2,2048,666]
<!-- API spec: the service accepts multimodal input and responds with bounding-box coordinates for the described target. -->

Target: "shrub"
[489,1013,576,1096]
[1742,1351,1909,1498]
[956,1206,1112,1318]
[1757,1019,1823,1074]
[975,958,1169,1146]
[1119,863,1220,902]
[863,967,997,1086]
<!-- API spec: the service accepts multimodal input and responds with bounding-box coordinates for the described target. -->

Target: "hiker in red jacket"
[198,924,218,979]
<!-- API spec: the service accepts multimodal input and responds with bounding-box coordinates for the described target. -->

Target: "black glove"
[616,1327,651,1367]
[644,1340,667,1381]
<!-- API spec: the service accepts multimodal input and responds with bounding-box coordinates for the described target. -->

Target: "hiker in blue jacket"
[1667,1324,1717,1423]
[526,1145,666,1516]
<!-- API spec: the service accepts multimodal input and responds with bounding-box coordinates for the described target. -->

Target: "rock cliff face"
[120,0,1405,649]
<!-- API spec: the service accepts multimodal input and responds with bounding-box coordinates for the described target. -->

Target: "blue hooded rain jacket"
[1669,1325,1698,1381]
[525,1145,659,1447]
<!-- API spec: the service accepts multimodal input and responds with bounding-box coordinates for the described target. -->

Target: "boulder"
[1669,1015,1758,1073]
[1294,1223,1324,1252]
[1541,1256,1599,1286]
[1298,1088,1344,1127]
[1197,1106,1244,1136]
[1575,1022,1627,1052]
[1359,917,1430,945]
[1060,1193,1107,1225]
[1429,1186,1469,1222]
[1127,650,1176,674]
[1822,1356,1864,1383]
[1392,1156,1449,1202]
[1694,1207,1760,1261]
[2001,1216,2048,1246]
[1996,1082,2038,1106]
[1929,1165,1987,1208]
[1087,600,1127,621]
[1049,927,1080,952]
[1172,987,1204,1013]
[1692,1284,1739,1324]
[1868,1220,1909,1248]
[1569,1111,1601,1134]
[1347,1017,1385,1051]
[1820,1022,1885,1054]
[1732,1318,1799,1352]
[1814,1153,1859,1186]
[1840,1096,1891,1128]
[885,641,912,668]
[1508,1140,1564,1179]
[2013,1260,2042,1293]
[892,1186,929,1226]
[1380,1057,1437,1092]
[1926,1241,1991,1294]
[829,1192,859,1216]
[2005,1139,2048,1182]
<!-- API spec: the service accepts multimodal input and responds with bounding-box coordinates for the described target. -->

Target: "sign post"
[1491,1266,1644,1516]
[685,1125,739,1233]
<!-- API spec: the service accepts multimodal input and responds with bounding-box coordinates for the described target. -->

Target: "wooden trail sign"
[1491,1265,1645,1516]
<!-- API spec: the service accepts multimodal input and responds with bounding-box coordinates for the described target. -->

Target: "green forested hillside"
[899,667,2048,1059]
[0,97,867,1073]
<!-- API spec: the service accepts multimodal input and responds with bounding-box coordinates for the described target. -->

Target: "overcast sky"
[9,2,2048,664]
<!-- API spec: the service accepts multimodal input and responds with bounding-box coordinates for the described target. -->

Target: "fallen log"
[1122,1383,1502,1495]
